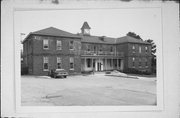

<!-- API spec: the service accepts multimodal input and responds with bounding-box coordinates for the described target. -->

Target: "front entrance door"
[97,62,102,71]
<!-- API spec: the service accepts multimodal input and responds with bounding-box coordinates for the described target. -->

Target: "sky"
[14,8,162,45]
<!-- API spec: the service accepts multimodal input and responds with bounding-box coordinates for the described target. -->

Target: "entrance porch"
[81,58,124,72]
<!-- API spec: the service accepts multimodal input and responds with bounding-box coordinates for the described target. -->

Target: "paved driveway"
[21,73,156,106]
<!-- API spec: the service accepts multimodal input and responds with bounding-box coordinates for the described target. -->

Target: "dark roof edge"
[22,33,82,43]
[116,41,151,45]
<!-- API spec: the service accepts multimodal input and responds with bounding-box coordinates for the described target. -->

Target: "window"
[110,46,113,52]
[57,40,62,50]
[70,57,74,70]
[145,46,148,53]
[87,45,90,52]
[99,45,102,52]
[43,39,49,49]
[132,45,135,50]
[132,57,135,67]
[69,41,74,50]
[57,57,62,69]
[145,58,148,67]
[87,59,91,67]
[139,58,141,67]
[43,57,49,71]
[139,46,142,53]
[94,46,96,52]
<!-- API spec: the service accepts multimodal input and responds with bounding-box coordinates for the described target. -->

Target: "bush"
[124,68,152,75]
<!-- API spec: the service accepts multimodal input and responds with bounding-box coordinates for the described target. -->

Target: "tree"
[145,39,156,74]
[126,32,143,40]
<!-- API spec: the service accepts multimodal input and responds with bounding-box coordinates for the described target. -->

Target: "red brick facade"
[22,23,152,75]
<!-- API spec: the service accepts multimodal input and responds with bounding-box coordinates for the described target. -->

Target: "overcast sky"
[15,8,161,44]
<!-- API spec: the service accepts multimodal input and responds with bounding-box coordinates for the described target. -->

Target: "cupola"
[81,21,91,35]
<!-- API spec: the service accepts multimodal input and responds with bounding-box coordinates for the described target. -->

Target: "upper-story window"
[132,45,135,53]
[99,45,102,52]
[139,46,142,53]
[43,56,49,71]
[57,40,62,50]
[57,57,62,69]
[110,46,113,52]
[43,39,49,49]
[69,41,74,50]
[69,57,74,70]
[145,46,148,53]
[94,46,96,52]
[132,45,135,50]
[87,45,91,52]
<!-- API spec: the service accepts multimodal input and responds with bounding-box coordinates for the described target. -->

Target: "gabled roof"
[78,34,116,44]
[116,36,151,45]
[31,27,81,38]
[22,27,81,43]
[81,21,91,29]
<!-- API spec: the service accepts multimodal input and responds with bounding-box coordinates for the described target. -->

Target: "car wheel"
[64,76,66,78]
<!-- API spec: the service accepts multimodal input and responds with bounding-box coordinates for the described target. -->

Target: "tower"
[81,21,91,35]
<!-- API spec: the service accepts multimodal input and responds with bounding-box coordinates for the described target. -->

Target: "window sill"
[70,69,74,71]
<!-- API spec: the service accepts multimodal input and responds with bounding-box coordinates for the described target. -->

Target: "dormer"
[81,21,91,36]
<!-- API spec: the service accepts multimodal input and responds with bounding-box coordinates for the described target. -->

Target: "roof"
[116,36,151,45]
[22,27,81,43]
[79,34,116,44]
[31,27,81,38]
[81,21,91,29]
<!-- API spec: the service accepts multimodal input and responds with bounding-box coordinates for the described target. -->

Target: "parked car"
[48,69,68,78]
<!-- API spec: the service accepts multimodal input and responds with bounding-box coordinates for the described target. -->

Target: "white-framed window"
[69,41,74,50]
[139,58,141,67]
[132,57,135,67]
[145,46,148,53]
[69,57,74,70]
[145,58,148,67]
[43,39,49,49]
[132,45,135,50]
[139,46,142,53]
[57,40,62,50]
[43,57,49,71]
[57,57,62,69]
[110,46,113,52]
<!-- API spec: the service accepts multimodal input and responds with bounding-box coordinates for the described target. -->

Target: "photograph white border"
[13,3,164,113]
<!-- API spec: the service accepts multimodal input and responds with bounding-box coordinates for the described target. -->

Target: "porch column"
[117,58,119,70]
[84,58,86,71]
[111,59,113,69]
[105,58,107,71]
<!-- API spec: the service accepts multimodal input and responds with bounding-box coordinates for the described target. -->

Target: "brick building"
[22,22,152,75]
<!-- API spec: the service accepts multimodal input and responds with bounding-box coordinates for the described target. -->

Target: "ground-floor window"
[87,59,91,67]
[132,57,135,68]
[43,56,49,71]
[139,58,141,68]
[57,57,62,69]
[70,57,74,70]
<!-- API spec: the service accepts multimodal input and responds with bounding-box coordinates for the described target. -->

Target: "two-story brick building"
[22,22,152,75]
